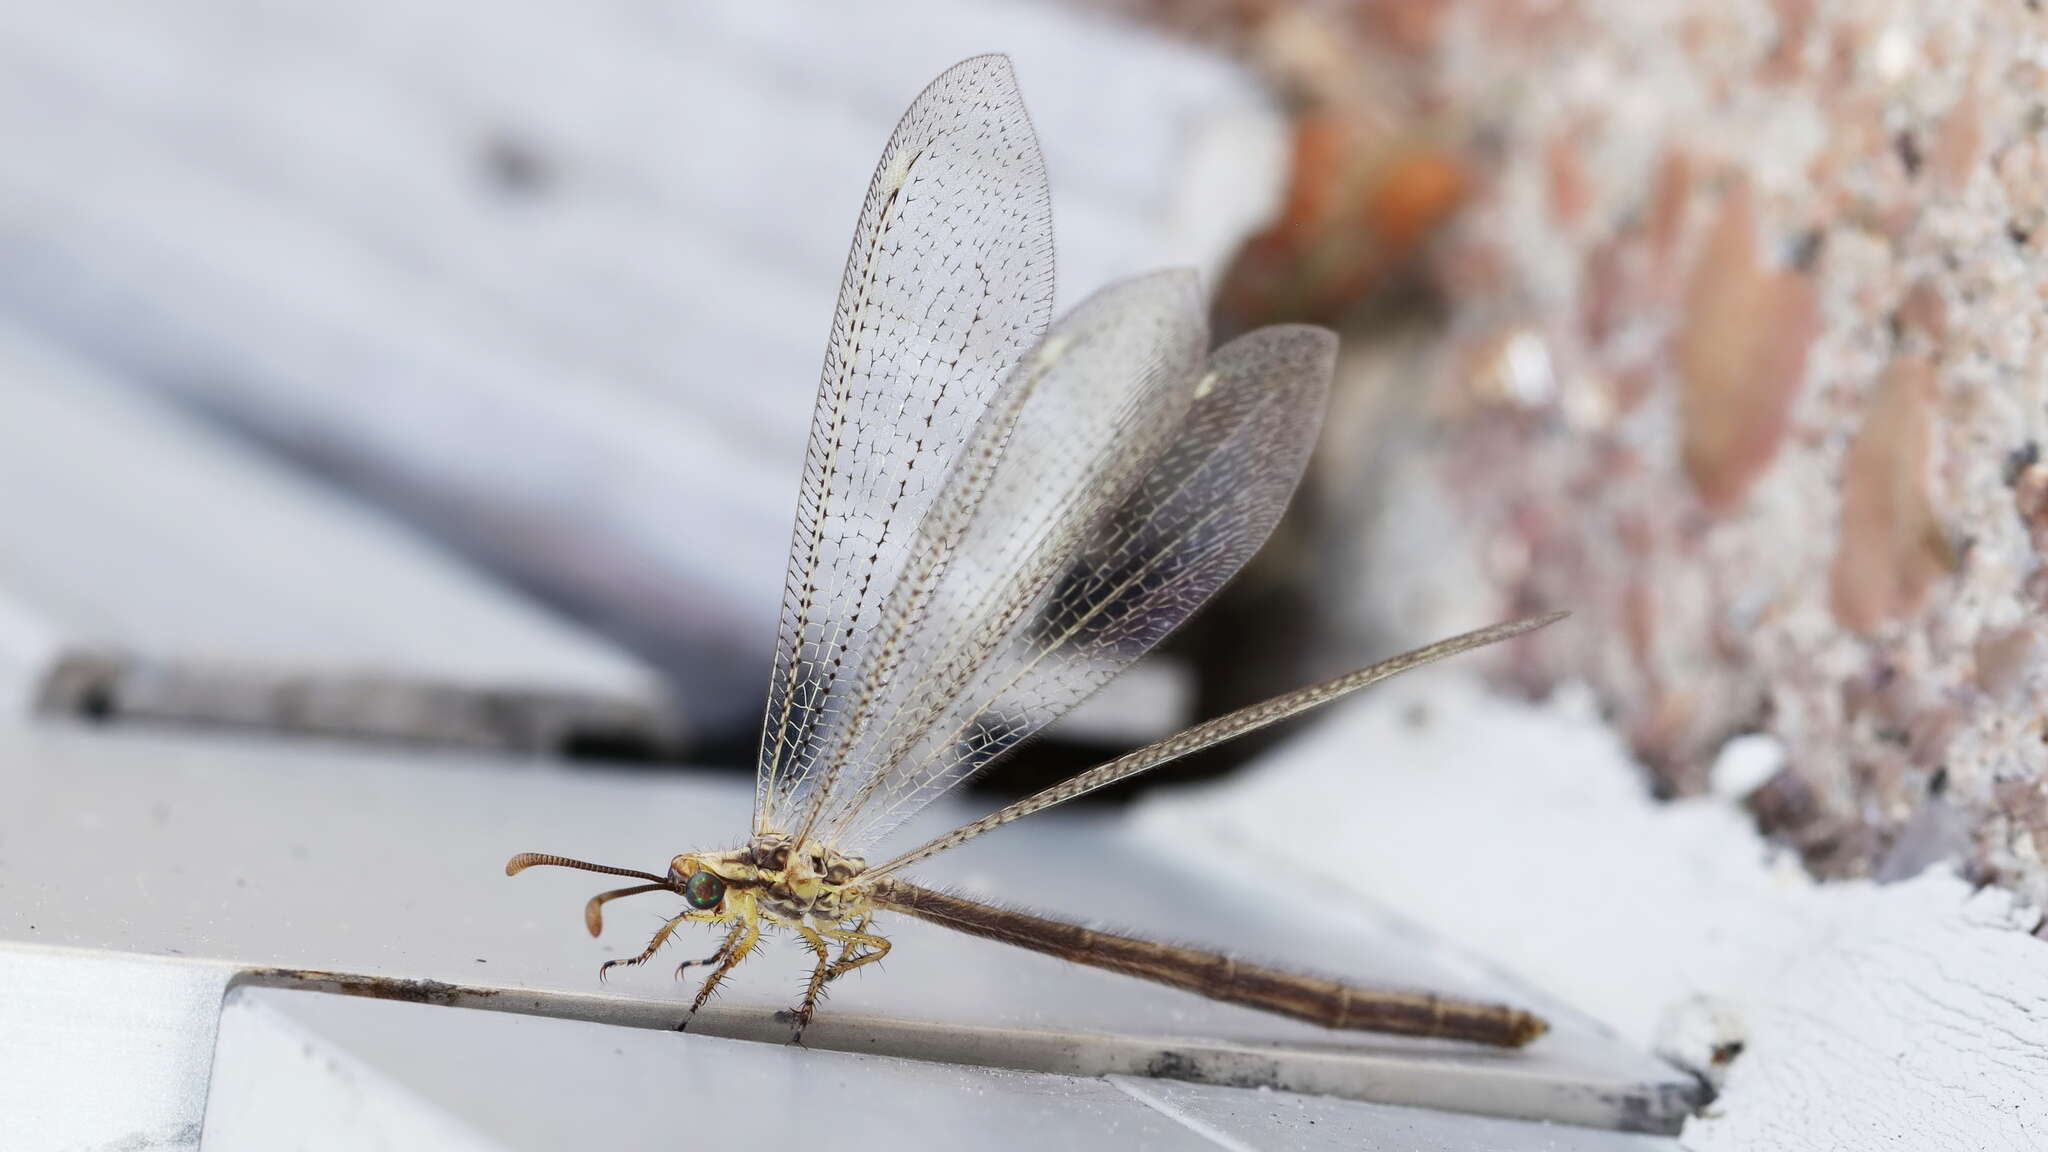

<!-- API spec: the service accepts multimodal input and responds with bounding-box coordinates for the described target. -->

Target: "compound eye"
[683,869,725,911]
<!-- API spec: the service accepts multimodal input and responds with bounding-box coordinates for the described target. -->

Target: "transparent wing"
[787,319,1338,854]
[767,270,1209,842]
[864,610,1568,880]
[829,323,1334,849]
[838,323,1337,846]
[755,55,1054,835]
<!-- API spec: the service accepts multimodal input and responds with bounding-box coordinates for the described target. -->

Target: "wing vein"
[863,611,1568,878]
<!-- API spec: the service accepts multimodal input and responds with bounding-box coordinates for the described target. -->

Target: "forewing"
[822,323,1335,853]
[765,271,1209,843]
[755,56,1054,835]
[866,610,1566,879]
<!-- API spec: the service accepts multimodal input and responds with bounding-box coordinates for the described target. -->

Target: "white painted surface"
[0,322,668,751]
[1135,672,2048,1149]
[206,993,503,1152]
[204,987,1676,1151]
[0,948,230,1152]
[1119,1075,1677,1152]
[204,988,1208,1151]
[0,721,1689,1148]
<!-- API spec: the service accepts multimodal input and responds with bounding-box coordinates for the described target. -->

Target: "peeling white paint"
[1138,674,2048,1149]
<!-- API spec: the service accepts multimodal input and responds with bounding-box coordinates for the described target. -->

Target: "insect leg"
[788,922,833,1043]
[598,912,689,982]
[677,919,747,981]
[830,912,873,965]
[819,922,892,983]
[680,903,760,1030]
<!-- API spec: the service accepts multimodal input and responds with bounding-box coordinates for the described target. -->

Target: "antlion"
[509,54,1560,1049]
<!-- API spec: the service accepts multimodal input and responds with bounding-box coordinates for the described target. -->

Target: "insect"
[509,54,1561,1049]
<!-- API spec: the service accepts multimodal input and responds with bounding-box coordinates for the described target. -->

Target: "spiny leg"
[678,919,747,981]
[600,908,734,982]
[786,921,889,1043]
[820,922,891,984]
[598,912,689,983]
[830,912,873,966]
[788,922,833,1043]
[679,907,759,1031]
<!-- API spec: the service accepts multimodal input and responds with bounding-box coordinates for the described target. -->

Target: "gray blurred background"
[0,0,1301,778]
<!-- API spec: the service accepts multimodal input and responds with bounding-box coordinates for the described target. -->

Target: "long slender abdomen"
[867,879,1546,1048]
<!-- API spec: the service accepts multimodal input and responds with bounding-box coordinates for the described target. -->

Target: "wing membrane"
[768,270,1209,843]
[756,56,1054,835]
[827,324,1337,850]
[866,610,1569,879]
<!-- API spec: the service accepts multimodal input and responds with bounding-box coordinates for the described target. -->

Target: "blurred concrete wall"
[1132,0,2048,908]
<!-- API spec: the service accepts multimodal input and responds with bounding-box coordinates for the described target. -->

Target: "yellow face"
[667,851,752,914]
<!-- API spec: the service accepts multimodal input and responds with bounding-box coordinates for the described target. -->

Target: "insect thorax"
[684,833,868,922]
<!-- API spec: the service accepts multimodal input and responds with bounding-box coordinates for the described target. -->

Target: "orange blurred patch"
[1677,178,1817,510]
[1829,357,1951,631]
[1213,116,1469,334]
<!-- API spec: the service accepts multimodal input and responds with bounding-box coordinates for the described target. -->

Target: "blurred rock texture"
[1099,0,2048,908]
